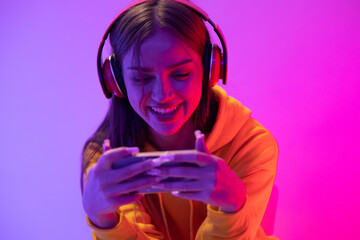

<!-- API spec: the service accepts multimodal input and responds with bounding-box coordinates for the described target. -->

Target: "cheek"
[128,94,140,110]
[184,85,202,102]
[185,74,203,101]
[125,83,145,113]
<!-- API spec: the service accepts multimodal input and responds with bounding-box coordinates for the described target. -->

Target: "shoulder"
[209,87,278,174]
[211,86,277,154]
[236,117,278,157]
[227,117,278,177]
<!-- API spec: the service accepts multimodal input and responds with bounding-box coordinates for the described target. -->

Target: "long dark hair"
[81,0,218,191]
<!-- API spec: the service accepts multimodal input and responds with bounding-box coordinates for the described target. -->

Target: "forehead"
[123,29,200,68]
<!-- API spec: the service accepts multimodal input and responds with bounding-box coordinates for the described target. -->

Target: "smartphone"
[112,149,198,168]
[111,149,198,193]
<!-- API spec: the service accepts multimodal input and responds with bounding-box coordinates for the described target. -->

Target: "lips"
[148,103,182,120]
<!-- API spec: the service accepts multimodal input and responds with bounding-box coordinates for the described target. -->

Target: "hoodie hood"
[206,86,252,153]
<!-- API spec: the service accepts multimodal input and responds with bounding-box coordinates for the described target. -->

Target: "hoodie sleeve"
[196,118,279,240]
[82,143,164,240]
[86,204,164,240]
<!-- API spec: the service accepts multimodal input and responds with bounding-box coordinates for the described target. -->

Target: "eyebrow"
[127,58,193,71]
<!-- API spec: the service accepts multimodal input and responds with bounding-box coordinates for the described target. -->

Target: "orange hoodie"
[84,86,279,240]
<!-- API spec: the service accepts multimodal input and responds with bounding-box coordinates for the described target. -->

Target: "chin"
[153,126,182,136]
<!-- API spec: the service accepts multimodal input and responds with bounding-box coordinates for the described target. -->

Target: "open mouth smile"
[149,103,182,119]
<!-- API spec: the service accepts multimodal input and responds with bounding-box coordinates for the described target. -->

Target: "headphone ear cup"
[101,54,125,98]
[109,54,126,98]
[203,42,212,86]
[208,45,222,87]
[101,57,116,98]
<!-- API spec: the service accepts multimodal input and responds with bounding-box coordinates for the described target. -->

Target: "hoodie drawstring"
[158,193,195,240]
[159,193,172,240]
[189,199,194,240]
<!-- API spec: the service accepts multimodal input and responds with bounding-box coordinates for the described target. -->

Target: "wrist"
[220,203,242,213]
[220,186,246,213]
[89,212,119,229]
[220,197,246,213]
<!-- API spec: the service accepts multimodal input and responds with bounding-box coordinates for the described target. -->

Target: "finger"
[147,165,216,180]
[194,130,211,154]
[102,139,112,152]
[153,179,214,192]
[108,193,144,207]
[170,152,214,167]
[97,147,140,170]
[99,159,159,186]
[103,176,162,197]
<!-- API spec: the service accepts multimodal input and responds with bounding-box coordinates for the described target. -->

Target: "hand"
[149,131,246,213]
[82,141,161,228]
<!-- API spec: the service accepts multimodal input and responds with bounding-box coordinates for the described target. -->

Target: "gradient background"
[1,0,359,239]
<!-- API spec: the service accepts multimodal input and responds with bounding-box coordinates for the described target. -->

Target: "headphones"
[97,0,228,99]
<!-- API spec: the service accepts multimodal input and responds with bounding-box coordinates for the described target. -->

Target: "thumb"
[194,130,210,154]
[102,139,112,152]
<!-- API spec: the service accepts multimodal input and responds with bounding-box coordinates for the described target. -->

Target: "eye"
[171,72,191,80]
[130,76,154,83]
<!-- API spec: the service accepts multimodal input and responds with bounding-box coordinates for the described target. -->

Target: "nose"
[151,75,174,103]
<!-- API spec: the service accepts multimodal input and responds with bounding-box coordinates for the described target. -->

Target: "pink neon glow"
[0,0,359,239]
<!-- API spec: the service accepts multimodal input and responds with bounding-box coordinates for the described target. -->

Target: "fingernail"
[102,139,111,152]
[171,191,180,196]
[127,147,139,154]
[147,168,161,176]
[152,155,173,167]
[194,130,204,139]
[152,157,162,167]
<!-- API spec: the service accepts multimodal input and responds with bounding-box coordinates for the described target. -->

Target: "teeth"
[151,104,180,114]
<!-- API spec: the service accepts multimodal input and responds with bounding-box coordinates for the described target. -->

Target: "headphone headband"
[97,0,228,98]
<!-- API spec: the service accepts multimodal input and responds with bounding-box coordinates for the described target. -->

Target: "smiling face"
[122,29,204,137]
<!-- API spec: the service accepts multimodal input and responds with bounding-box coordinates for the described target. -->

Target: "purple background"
[1,0,359,239]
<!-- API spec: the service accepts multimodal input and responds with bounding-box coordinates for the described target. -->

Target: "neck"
[147,119,196,151]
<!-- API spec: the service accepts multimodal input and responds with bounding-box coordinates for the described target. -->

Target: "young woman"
[81,0,278,239]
